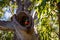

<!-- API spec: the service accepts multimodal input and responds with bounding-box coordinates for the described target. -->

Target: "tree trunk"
[12,13,38,40]
[14,0,38,40]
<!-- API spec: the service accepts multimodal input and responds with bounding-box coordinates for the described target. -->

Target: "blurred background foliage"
[0,0,59,40]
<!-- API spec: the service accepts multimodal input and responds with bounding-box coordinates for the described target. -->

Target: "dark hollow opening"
[16,12,30,27]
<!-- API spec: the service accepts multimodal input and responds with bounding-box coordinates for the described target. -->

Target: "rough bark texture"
[0,21,14,31]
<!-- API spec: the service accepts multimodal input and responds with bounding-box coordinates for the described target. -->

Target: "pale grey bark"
[0,21,14,31]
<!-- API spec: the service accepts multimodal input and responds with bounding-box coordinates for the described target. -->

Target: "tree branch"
[16,0,23,13]
[24,0,32,11]
[0,21,14,31]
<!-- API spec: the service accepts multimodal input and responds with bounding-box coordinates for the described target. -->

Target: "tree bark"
[0,21,14,31]
[15,0,38,40]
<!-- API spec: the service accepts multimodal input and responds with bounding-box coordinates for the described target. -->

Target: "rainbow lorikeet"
[24,20,30,25]
[20,16,30,26]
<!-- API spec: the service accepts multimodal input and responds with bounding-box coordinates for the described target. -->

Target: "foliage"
[0,0,59,40]
[33,0,59,40]
[0,30,14,40]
